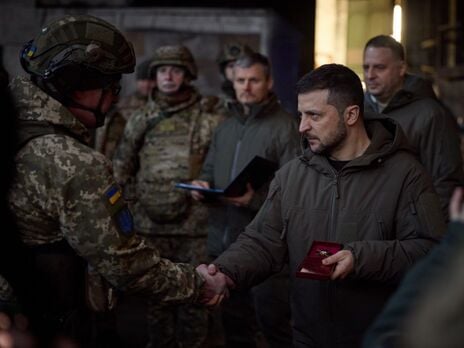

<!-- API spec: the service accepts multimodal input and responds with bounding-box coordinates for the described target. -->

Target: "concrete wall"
[0,4,305,113]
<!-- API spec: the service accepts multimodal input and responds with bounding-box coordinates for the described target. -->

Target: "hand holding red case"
[296,241,342,280]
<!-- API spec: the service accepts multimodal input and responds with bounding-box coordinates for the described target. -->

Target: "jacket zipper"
[329,172,340,241]
[328,168,340,337]
[224,120,247,247]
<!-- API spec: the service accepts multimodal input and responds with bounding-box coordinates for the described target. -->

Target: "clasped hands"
[196,264,235,308]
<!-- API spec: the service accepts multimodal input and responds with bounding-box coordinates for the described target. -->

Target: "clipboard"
[175,155,278,197]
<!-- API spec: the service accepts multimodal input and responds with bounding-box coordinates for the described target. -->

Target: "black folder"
[175,156,278,197]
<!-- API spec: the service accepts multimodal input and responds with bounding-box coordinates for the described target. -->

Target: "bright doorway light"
[392,3,402,42]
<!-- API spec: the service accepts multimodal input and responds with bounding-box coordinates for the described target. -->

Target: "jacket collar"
[300,118,415,174]
[365,74,437,113]
[150,85,201,116]
[10,76,91,144]
[226,93,280,123]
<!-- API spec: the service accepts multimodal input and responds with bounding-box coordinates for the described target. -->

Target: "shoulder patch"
[115,207,134,237]
[103,184,134,237]
[106,185,122,205]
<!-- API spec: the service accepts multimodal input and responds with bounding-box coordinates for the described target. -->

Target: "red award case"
[296,241,342,280]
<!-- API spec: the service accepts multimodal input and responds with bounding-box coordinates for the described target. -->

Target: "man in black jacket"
[192,53,297,347]
[196,64,446,348]
[363,35,464,218]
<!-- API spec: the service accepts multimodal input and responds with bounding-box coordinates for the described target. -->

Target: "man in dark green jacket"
[192,52,298,347]
[363,35,464,218]
[197,64,446,348]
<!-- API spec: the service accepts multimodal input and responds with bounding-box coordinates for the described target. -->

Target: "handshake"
[196,264,235,307]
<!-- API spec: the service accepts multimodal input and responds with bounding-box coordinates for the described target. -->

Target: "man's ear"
[183,74,192,85]
[267,76,274,91]
[344,105,361,126]
[399,60,407,77]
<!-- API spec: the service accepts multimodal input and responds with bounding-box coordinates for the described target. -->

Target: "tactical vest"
[137,103,206,224]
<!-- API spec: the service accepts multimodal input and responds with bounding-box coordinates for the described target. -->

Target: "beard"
[307,118,347,156]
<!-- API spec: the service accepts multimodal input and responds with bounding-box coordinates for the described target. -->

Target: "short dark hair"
[234,52,272,79]
[364,35,405,61]
[296,64,364,116]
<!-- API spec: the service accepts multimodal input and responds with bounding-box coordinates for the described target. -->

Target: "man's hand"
[450,187,464,222]
[196,264,235,307]
[223,183,255,207]
[322,250,354,280]
[190,180,210,201]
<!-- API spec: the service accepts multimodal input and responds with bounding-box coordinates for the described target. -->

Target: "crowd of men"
[2,13,464,348]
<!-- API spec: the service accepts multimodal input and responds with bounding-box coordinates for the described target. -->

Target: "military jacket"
[9,77,202,303]
[113,88,219,236]
[94,93,147,160]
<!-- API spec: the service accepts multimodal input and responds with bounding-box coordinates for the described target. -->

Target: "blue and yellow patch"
[103,184,134,237]
[26,45,37,58]
[106,185,122,205]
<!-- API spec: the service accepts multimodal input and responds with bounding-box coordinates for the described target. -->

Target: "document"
[175,155,278,197]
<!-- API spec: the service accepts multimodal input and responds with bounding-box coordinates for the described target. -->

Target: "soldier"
[113,45,220,347]
[216,42,254,100]
[200,43,254,116]
[94,59,155,160]
[9,15,225,347]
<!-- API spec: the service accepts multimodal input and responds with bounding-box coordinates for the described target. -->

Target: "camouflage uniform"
[113,46,219,348]
[10,15,205,346]
[10,75,203,299]
[95,60,153,160]
[94,94,147,160]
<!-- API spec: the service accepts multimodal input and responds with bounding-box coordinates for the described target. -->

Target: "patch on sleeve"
[106,185,122,205]
[103,185,134,237]
[115,207,134,236]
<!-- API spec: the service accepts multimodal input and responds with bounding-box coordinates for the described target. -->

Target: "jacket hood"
[301,116,415,171]
[366,74,437,113]
[10,76,91,144]
[402,74,437,99]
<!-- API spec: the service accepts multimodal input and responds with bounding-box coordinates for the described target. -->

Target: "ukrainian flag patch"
[103,184,134,237]
[106,185,122,205]
[27,45,37,57]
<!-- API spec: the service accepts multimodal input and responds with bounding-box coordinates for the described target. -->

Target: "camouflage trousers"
[146,236,208,348]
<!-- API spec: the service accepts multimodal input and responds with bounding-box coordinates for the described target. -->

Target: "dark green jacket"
[214,118,446,348]
[362,221,464,348]
[199,94,300,257]
[365,74,464,219]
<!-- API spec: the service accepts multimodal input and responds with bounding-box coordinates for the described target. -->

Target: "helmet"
[20,14,135,91]
[136,59,152,80]
[149,45,197,80]
[216,42,254,66]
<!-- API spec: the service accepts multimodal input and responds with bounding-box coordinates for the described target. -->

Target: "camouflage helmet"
[216,42,254,67]
[20,14,135,90]
[136,59,152,80]
[149,45,197,80]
